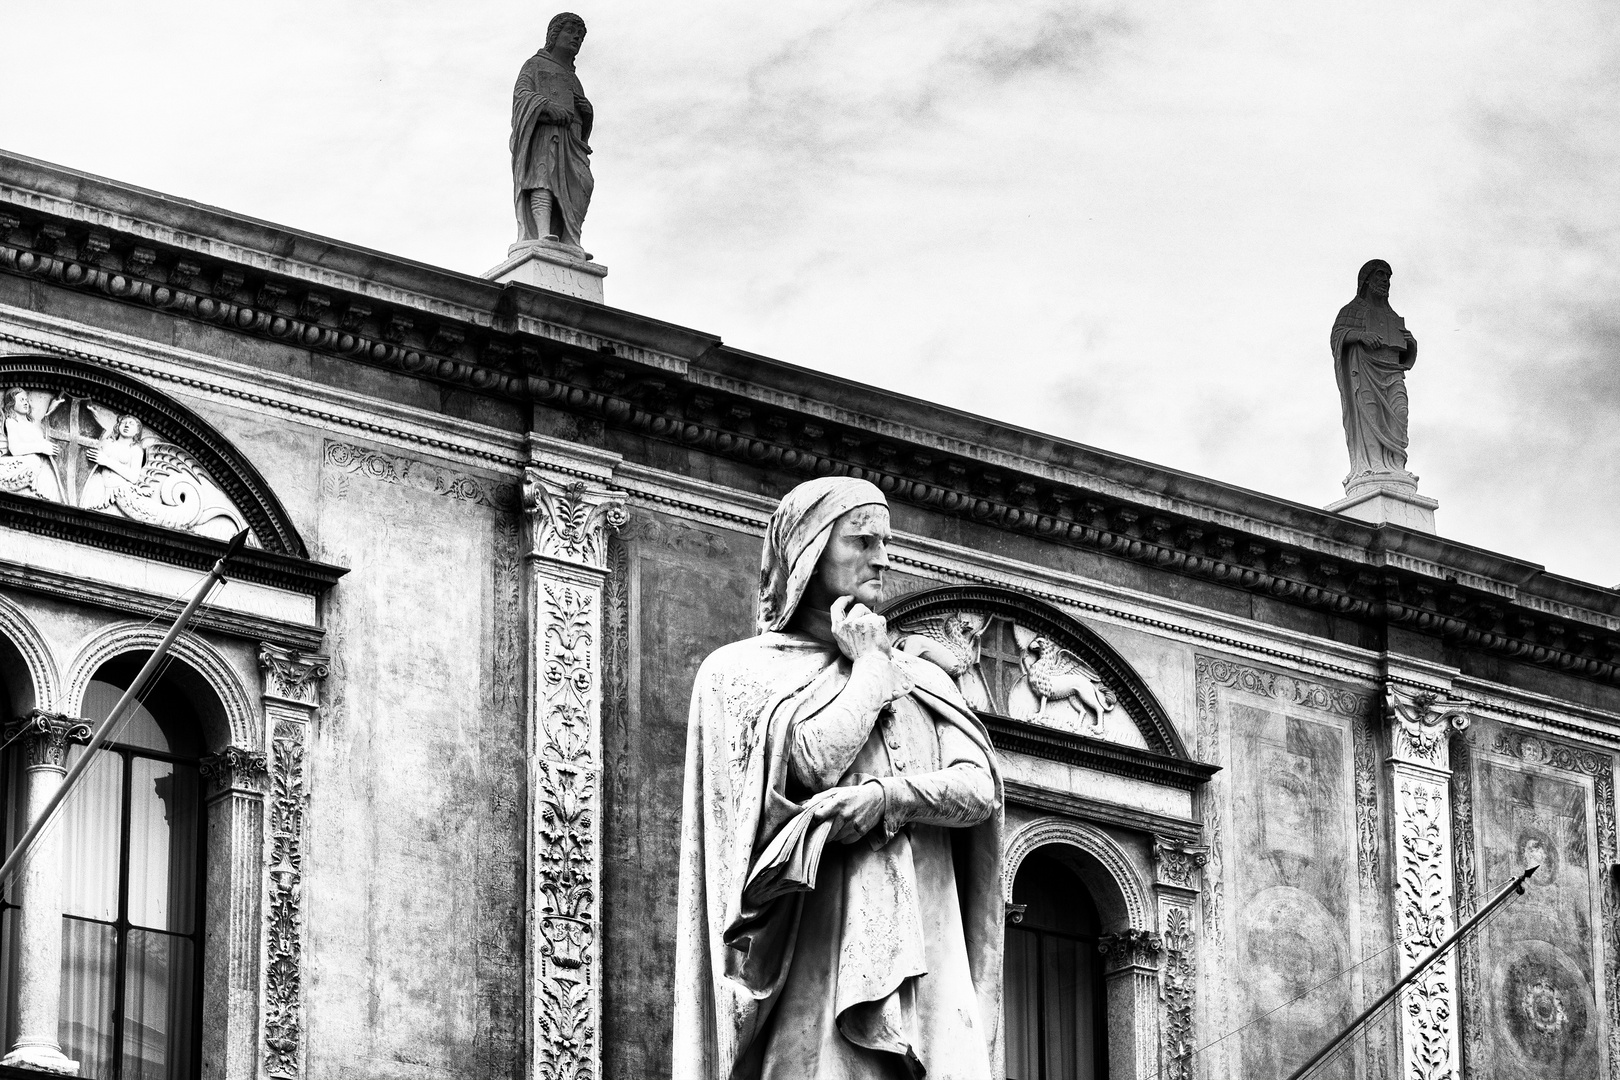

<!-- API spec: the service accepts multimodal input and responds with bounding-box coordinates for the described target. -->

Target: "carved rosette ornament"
[523,470,625,1080]
[1385,684,1470,1080]
[256,645,327,1080]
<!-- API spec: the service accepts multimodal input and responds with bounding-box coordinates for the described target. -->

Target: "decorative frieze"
[323,440,518,510]
[523,471,624,1080]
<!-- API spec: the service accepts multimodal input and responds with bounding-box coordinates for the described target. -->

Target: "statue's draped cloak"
[674,474,1002,1080]
[673,637,1004,1079]
[1331,296,1417,477]
[509,50,593,246]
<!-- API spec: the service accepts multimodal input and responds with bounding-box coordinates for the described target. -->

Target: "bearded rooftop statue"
[674,477,1005,1080]
[510,12,594,250]
[1331,259,1419,487]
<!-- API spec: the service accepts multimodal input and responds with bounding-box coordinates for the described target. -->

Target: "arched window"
[1,655,206,1080]
[1005,846,1109,1080]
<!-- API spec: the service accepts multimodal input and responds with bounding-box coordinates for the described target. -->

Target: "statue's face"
[1367,266,1391,299]
[117,416,142,439]
[806,503,891,611]
[6,391,30,419]
[553,21,585,57]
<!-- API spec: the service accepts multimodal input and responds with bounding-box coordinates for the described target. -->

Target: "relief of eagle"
[894,611,991,711]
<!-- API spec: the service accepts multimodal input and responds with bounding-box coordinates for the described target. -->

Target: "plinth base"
[1327,473,1438,533]
[484,240,607,303]
[2,1042,80,1075]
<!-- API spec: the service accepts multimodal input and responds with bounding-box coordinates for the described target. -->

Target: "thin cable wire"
[1288,876,1526,1080]
[1152,868,1533,1080]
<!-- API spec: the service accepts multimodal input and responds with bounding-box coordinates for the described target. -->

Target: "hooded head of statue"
[756,476,888,634]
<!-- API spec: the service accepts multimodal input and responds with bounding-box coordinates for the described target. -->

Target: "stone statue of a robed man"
[675,477,1005,1080]
[1332,259,1418,483]
[510,12,594,249]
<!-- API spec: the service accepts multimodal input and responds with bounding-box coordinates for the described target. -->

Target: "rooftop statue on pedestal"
[510,12,594,251]
[674,477,1005,1080]
[1327,259,1438,532]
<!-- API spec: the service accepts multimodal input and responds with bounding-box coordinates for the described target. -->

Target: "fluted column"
[1098,928,1162,1080]
[1385,683,1470,1080]
[1,711,90,1075]
[256,644,328,1080]
[522,469,626,1080]
[199,746,268,1080]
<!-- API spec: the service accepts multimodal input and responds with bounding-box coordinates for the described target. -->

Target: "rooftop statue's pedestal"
[1327,470,1438,532]
[484,239,608,303]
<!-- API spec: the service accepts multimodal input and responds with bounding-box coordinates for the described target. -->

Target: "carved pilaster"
[1386,684,1470,1080]
[256,645,326,1080]
[1152,835,1204,1080]
[1100,929,1162,1080]
[523,470,625,1080]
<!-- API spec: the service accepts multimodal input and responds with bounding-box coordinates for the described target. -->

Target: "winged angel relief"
[0,387,247,540]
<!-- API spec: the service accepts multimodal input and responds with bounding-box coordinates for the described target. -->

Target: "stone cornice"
[4,152,1618,693]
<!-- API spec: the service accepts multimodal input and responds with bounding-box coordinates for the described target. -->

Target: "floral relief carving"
[1450,736,1483,1077]
[258,643,331,707]
[264,719,307,1080]
[523,469,627,570]
[323,440,518,510]
[1396,776,1457,1080]
[534,581,601,1080]
[1152,835,1208,891]
[1160,906,1196,1080]
[1352,709,1381,890]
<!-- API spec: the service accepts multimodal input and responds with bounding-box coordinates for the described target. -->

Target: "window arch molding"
[63,622,256,752]
[0,592,59,714]
[1003,815,1155,935]
[879,585,1187,757]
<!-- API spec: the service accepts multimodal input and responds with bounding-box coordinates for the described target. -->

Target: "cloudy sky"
[6,1,1617,586]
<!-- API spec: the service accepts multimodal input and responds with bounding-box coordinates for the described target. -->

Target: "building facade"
[0,151,1615,1080]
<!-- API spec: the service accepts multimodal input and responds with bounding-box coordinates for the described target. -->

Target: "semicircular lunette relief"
[881,584,1185,756]
[0,355,302,554]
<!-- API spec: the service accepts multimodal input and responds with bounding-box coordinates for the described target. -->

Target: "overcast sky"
[6,1,1617,587]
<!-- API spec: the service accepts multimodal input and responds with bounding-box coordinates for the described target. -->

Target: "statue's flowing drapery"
[1331,296,1417,478]
[674,477,1005,1080]
[509,50,593,246]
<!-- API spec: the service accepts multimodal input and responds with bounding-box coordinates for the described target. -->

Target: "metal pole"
[0,528,249,892]
[1281,863,1538,1080]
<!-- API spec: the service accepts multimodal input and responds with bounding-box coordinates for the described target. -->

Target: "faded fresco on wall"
[1196,656,1392,1080]
[1454,724,1617,1079]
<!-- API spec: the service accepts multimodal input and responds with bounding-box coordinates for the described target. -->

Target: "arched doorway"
[1005,846,1109,1080]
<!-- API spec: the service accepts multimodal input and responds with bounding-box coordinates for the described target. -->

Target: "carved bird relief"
[1007,624,1115,734]
[895,612,991,711]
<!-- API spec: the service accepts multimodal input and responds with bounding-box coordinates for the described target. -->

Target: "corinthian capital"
[199,745,269,795]
[258,643,331,707]
[1098,928,1162,973]
[3,711,91,771]
[1385,685,1470,769]
[523,469,627,570]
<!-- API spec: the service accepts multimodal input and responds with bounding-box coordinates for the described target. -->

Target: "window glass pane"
[60,747,123,922]
[59,917,117,1079]
[128,759,198,934]
[0,906,16,1055]
[1003,927,1042,1080]
[123,930,195,1080]
[83,679,170,755]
